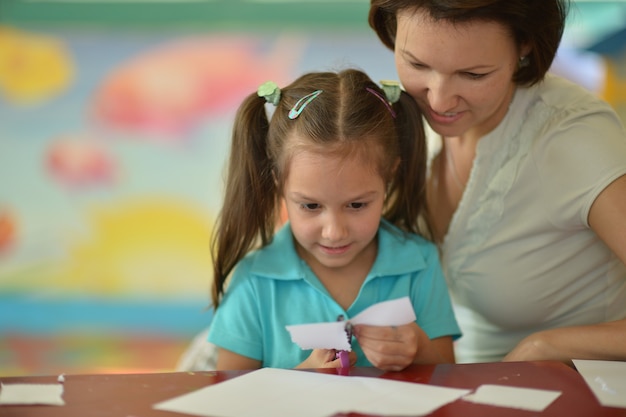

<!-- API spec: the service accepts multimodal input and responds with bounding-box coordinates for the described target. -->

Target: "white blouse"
[428,74,626,363]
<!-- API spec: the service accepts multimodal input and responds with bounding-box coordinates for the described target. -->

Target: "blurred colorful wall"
[0,0,624,376]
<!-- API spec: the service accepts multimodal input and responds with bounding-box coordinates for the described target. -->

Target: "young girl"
[207,69,460,371]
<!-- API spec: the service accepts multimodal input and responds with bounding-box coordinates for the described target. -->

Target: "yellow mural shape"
[57,198,214,299]
[0,26,74,104]
[602,59,626,107]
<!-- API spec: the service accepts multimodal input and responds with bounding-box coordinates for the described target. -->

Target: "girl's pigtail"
[211,92,278,309]
[387,90,431,238]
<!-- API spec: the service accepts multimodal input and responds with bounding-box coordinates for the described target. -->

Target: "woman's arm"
[503,319,626,364]
[505,174,626,364]
[589,174,626,266]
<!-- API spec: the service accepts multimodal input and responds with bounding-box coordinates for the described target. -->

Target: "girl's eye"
[349,202,366,210]
[301,203,320,211]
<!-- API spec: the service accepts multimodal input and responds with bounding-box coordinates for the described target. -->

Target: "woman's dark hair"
[369,0,569,86]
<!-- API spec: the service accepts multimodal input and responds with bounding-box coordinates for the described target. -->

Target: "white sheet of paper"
[0,383,65,406]
[573,359,626,409]
[153,367,470,417]
[285,297,417,351]
[462,384,561,411]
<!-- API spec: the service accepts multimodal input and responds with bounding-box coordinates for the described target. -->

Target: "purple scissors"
[336,315,353,368]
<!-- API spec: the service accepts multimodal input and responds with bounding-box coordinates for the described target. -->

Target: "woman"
[361,0,626,364]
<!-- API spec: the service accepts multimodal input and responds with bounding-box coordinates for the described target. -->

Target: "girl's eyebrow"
[289,190,380,201]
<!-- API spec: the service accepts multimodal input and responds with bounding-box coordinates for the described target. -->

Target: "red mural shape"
[46,136,117,188]
[91,37,294,138]
[0,208,16,254]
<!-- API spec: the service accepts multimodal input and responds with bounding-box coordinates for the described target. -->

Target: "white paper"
[153,367,470,417]
[0,383,65,406]
[285,297,417,351]
[462,384,561,411]
[574,359,626,409]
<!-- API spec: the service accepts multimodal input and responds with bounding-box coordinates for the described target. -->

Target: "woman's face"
[395,9,526,140]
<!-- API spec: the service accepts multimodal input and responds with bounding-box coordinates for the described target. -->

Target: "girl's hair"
[369,0,569,86]
[211,69,427,308]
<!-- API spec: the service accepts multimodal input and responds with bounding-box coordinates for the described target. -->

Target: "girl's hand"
[353,323,420,371]
[354,322,454,371]
[296,349,357,369]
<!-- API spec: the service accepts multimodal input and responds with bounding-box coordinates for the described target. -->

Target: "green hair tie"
[380,80,401,104]
[257,81,281,106]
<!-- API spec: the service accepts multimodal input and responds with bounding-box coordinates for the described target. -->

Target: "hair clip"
[288,90,323,119]
[380,80,402,104]
[257,81,281,106]
[366,87,396,118]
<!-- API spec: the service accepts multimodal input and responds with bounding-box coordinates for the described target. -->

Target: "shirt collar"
[248,219,429,280]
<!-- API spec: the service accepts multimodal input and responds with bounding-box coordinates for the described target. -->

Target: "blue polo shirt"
[208,219,460,368]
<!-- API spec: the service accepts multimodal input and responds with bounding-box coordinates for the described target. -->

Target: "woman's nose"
[426,75,458,113]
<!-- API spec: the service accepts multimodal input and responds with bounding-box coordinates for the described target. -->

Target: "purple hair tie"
[366,87,397,118]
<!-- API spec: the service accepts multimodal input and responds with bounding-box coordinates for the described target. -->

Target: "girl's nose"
[321,213,348,242]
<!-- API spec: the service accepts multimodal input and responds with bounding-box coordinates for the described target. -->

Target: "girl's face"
[283,146,385,275]
[395,8,526,140]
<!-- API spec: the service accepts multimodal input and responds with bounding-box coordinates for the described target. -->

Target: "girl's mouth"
[320,244,350,255]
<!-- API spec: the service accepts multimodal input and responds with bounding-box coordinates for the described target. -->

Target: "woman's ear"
[520,43,532,60]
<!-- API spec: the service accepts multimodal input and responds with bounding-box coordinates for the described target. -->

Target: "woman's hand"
[354,322,454,371]
[503,330,566,364]
[504,320,626,365]
[295,349,357,369]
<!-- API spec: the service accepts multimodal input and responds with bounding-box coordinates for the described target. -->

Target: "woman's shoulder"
[524,73,615,115]
[509,73,623,145]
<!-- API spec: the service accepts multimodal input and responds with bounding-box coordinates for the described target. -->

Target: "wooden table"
[1,361,624,416]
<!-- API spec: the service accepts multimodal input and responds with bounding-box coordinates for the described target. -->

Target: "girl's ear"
[391,157,401,177]
[386,157,401,197]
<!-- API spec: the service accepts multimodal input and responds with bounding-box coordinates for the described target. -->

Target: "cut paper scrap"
[0,383,65,406]
[462,384,561,412]
[285,297,417,351]
[153,367,471,417]
[574,359,626,409]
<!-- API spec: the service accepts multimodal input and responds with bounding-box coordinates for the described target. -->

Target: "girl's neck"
[297,239,377,311]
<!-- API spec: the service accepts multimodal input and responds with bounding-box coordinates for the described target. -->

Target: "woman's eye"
[349,202,366,210]
[464,72,486,80]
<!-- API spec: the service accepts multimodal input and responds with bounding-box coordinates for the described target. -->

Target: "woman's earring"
[518,55,529,69]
